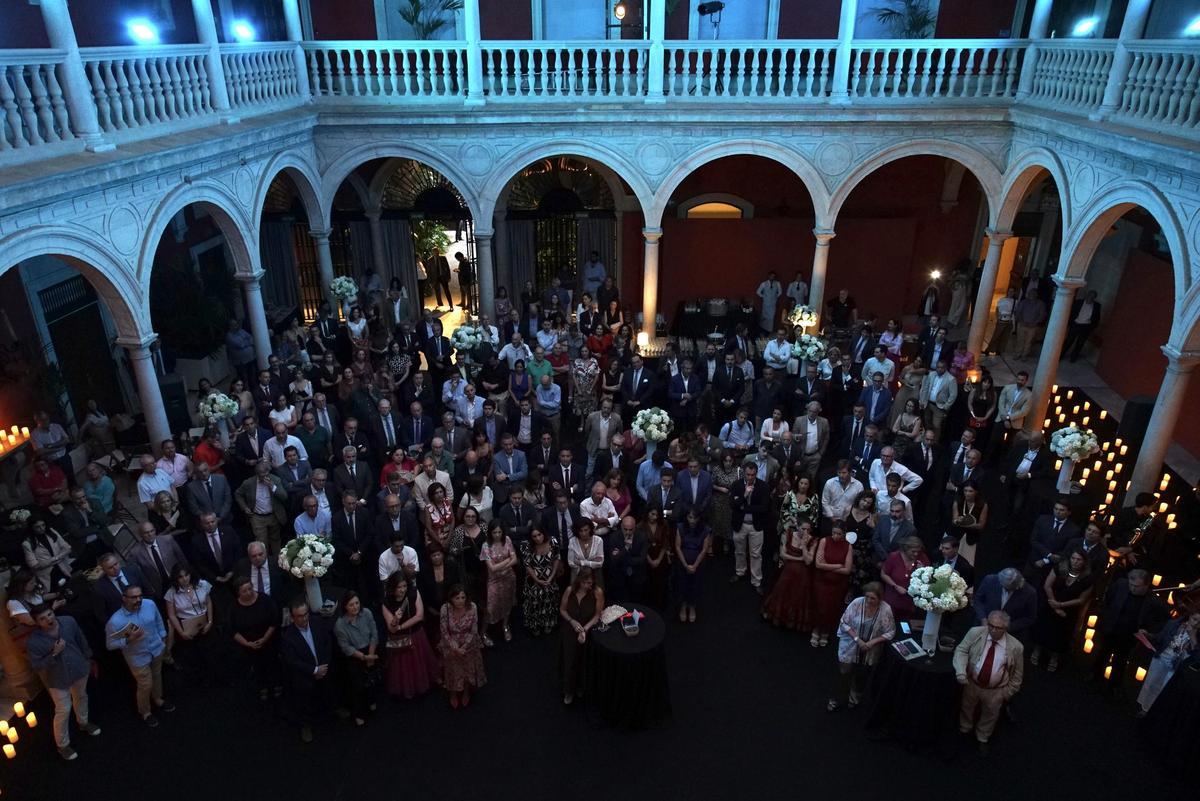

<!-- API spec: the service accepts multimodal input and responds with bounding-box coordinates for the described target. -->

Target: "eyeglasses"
[124,594,143,601]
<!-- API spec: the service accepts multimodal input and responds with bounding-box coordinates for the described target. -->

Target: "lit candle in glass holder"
[1058,413,1066,423]
[1082,468,1090,479]
[25,712,35,728]
[1120,445,1128,456]
[1083,639,1095,654]
[1093,460,1102,471]
[12,702,24,718]
[1073,405,1080,415]
[3,743,13,759]
[1055,406,1062,415]
[1087,614,1098,627]
[1052,384,1059,393]
[1083,401,1091,411]
[1044,418,1051,428]
[1100,410,1107,420]
[1105,493,1114,505]
[1082,416,1089,425]
[1055,459,1062,470]
[1114,464,1123,474]
[1152,574,1163,587]
[1084,627,1095,640]
[1160,476,1170,491]
[9,425,18,437]
[1136,667,1147,682]
[1106,470,1113,480]
[1159,502,1168,514]
[1104,665,1113,680]
[1066,390,1074,399]
[1167,513,1176,525]
[1108,481,1117,491]
[7,728,17,744]
[0,721,7,735]
[20,426,29,438]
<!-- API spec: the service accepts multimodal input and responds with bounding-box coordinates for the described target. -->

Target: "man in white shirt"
[581,251,607,297]
[821,461,864,524]
[762,329,792,372]
[294,494,332,538]
[535,319,558,352]
[476,314,500,349]
[876,473,914,522]
[756,272,783,334]
[307,469,333,515]
[412,457,451,511]
[868,446,923,495]
[578,481,619,539]
[498,333,533,370]
[861,345,895,385]
[155,440,193,489]
[377,532,419,582]
[264,423,308,469]
[136,454,176,507]
[441,375,466,410]
[454,383,485,428]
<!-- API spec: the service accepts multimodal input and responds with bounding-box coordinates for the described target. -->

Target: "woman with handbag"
[334,590,380,726]
[230,576,281,701]
[164,565,214,680]
[380,574,440,700]
[827,581,895,711]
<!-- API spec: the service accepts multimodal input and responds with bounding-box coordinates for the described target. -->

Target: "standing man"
[1014,286,1047,360]
[756,271,783,334]
[105,584,174,727]
[729,462,769,595]
[454,252,475,313]
[954,610,1024,757]
[30,411,75,487]
[581,251,607,298]
[992,371,1032,456]
[785,270,808,309]
[1062,289,1102,362]
[919,360,958,441]
[27,605,102,760]
[280,599,336,743]
[236,460,289,553]
[430,249,454,310]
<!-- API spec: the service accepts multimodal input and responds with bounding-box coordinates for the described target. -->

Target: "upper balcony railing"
[1,35,1197,167]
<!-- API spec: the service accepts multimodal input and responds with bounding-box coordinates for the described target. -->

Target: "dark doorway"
[40,277,123,417]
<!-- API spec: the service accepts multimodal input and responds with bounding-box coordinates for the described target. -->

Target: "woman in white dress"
[756,273,782,334]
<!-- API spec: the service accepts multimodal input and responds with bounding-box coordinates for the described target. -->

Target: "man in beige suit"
[954,610,1024,756]
[583,398,622,475]
[992,371,1032,454]
[791,402,829,481]
[919,359,958,441]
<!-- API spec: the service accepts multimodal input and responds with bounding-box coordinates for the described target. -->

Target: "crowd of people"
[6,266,1199,762]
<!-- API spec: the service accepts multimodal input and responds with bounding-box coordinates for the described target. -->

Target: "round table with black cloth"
[863,643,961,751]
[585,604,671,729]
[1143,662,1200,773]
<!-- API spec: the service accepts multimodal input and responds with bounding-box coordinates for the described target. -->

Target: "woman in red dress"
[811,522,854,647]
[762,520,817,630]
[381,573,440,699]
[880,535,931,623]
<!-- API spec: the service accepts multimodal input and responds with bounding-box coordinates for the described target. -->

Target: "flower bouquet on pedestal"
[278,534,335,614]
[791,333,827,367]
[909,564,970,653]
[787,304,819,330]
[1050,425,1100,494]
[632,408,672,457]
[330,276,358,317]
[450,322,484,378]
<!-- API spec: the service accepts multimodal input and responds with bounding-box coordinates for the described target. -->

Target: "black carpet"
[3,555,1189,801]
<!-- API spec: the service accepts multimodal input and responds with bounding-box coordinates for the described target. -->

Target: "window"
[678,194,754,219]
[686,202,744,219]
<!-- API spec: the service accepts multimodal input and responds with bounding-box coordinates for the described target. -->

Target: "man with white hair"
[868,446,922,495]
[954,610,1024,757]
[579,481,619,540]
[136,454,175,508]
[263,422,308,469]
[972,568,1037,641]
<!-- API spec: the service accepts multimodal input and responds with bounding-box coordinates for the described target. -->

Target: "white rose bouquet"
[1050,425,1100,463]
[330,275,358,302]
[632,407,673,443]
[278,534,335,579]
[791,333,827,363]
[197,392,239,424]
[787,305,819,329]
[909,564,970,613]
[451,324,482,353]
[8,509,31,526]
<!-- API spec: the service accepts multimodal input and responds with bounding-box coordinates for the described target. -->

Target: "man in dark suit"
[234,540,291,607]
[400,373,437,416]
[472,400,507,450]
[435,410,471,463]
[750,366,787,429]
[711,352,746,428]
[374,493,421,555]
[331,489,378,601]
[92,553,153,627]
[332,418,372,464]
[529,431,558,475]
[620,354,656,419]
[918,314,942,354]
[668,359,705,431]
[1027,501,1079,577]
[846,324,874,375]
[1089,569,1168,692]
[452,450,488,498]
[937,534,975,641]
[274,447,313,502]
[280,599,336,743]
[423,321,455,385]
[128,521,188,601]
[921,327,953,371]
[972,568,1037,642]
[850,423,883,479]
[605,514,647,603]
[54,486,109,565]
[505,397,547,450]
[394,321,421,358]
[332,446,374,513]
[541,491,580,553]
[591,433,631,485]
[545,447,587,504]
[789,364,828,421]
[1062,289,1102,362]
[250,369,286,420]
[729,462,769,594]
[646,467,683,522]
[366,397,404,469]
[190,512,240,619]
[183,462,234,530]
[308,394,341,441]
[999,431,1053,520]
[398,401,435,453]
[497,485,537,547]
[232,416,270,484]
[677,458,712,518]
[725,322,758,361]
[772,432,799,476]
[858,372,893,428]
[873,498,917,562]
[907,428,943,529]
[838,403,868,459]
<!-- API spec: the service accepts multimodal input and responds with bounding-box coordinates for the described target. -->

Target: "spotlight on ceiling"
[1071,16,1099,37]
[1185,15,1200,37]
[231,20,257,43]
[613,2,626,21]
[698,1,726,15]
[126,18,160,45]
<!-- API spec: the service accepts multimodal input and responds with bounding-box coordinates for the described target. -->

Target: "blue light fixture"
[1185,15,1200,36]
[126,18,160,45]
[1071,16,1099,37]
[231,20,257,43]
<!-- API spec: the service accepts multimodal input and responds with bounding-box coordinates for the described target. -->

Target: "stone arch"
[253,151,325,230]
[490,157,634,223]
[995,146,1072,232]
[648,139,829,228]
[480,140,653,224]
[320,141,484,223]
[137,181,259,285]
[0,225,149,339]
[826,139,1004,227]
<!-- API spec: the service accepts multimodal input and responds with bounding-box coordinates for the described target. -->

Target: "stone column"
[641,227,663,339]
[119,335,172,452]
[463,0,484,105]
[1095,0,1153,119]
[311,229,337,312]
[192,0,233,115]
[365,210,389,282]
[1016,0,1054,98]
[1128,346,1200,500]
[37,0,112,151]
[967,229,1012,357]
[829,0,859,103]
[807,229,835,328]
[281,0,312,99]
[475,230,496,319]
[646,0,667,102]
[492,212,510,293]
[1025,277,1085,434]
[239,272,273,370]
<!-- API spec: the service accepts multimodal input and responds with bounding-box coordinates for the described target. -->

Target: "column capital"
[235,270,266,286]
[473,229,495,242]
[1054,277,1087,292]
[310,229,331,242]
[1162,345,1200,373]
[364,210,382,222]
[642,227,663,243]
[813,228,835,244]
[116,334,158,354]
[985,228,1013,242]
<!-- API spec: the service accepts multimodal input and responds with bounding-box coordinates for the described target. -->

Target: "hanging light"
[231,20,257,43]
[126,18,160,45]
[1072,17,1100,37]
[613,1,627,21]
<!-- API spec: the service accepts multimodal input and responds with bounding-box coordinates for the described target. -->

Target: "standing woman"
[334,590,379,727]
[674,509,711,623]
[346,306,369,354]
[827,581,895,711]
[600,358,623,412]
[1030,549,1093,673]
[386,340,413,391]
[316,352,341,400]
[570,345,600,427]
[446,504,485,606]
[567,519,605,586]
[422,482,456,552]
[811,522,854,648]
[481,520,518,642]
[230,576,281,701]
[521,527,562,636]
[603,299,624,335]
[417,542,451,644]
[1136,610,1200,717]
[559,567,604,705]
[21,518,73,590]
[163,565,214,678]
[843,491,879,595]
[880,536,930,623]
[380,574,440,700]
[965,375,997,449]
[950,482,989,566]
[890,356,927,428]
[709,451,740,557]
[643,510,671,611]
[605,470,632,520]
[890,398,925,463]
[507,359,533,415]
[762,520,817,630]
[440,584,486,708]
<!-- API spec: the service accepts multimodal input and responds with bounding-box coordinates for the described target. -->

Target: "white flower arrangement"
[197,392,239,424]
[330,275,358,301]
[450,324,482,353]
[632,407,673,443]
[787,305,819,329]
[1050,425,1100,463]
[8,509,31,526]
[791,333,827,363]
[278,533,335,579]
[909,564,970,613]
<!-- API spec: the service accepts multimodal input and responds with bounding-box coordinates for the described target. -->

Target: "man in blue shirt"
[27,607,101,760]
[225,318,257,386]
[105,584,174,726]
[636,449,667,502]
[535,374,562,440]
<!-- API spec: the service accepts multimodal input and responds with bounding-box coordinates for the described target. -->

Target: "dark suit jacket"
[972,574,1037,634]
[52,504,108,555]
[189,528,241,584]
[607,529,648,587]
[541,503,582,546]
[850,438,882,475]
[1098,577,1168,637]
[907,440,943,483]
[308,404,341,438]
[331,430,372,462]
[331,508,377,563]
[1068,299,1102,329]
[400,382,437,415]
[790,375,828,412]
[729,478,769,530]
[857,385,893,426]
[233,427,271,469]
[940,554,975,588]
[366,412,405,459]
[472,413,508,448]
[423,337,454,375]
[274,462,313,499]
[251,380,287,418]
[839,415,869,456]
[1028,515,1080,566]
[620,367,656,407]
[435,425,472,460]
[711,365,746,408]
[873,516,916,562]
[751,378,787,422]
[92,563,151,624]
[591,449,632,485]
[545,462,587,503]
[646,485,684,522]
[128,535,189,599]
[945,462,986,494]
[677,470,713,516]
[668,372,705,416]
[280,618,335,691]
[529,443,557,474]
[183,475,234,527]
[373,510,421,552]
[331,463,374,509]
[921,339,955,369]
[504,411,547,443]
[498,500,538,544]
[233,556,291,605]
[397,415,435,451]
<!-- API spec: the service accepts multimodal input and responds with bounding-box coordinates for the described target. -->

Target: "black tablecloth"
[864,642,960,750]
[1143,662,1200,772]
[670,302,756,338]
[585,605,671,729]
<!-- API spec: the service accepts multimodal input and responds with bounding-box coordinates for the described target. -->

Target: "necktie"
[862,442,869,461]
[291,466,299,481]
[205,480,214,502]
[563,466,570,487]
[385,416,395,447]
[963,467,972,483]
[118,573,129,591]
[853,420,861,442]
[1053,520,1062,536]
[256,566,266,594]
[150,543,168,584]
[350,465,356,479]
[320,410,330,431]
[516,506,522,526]
[925,446,932,470]
[956,445,965,464]
[870,390,879,419]
[977,641,998,687]
[560,511,568,537]
[416,420,422,442]
[210,534,222,569]
[662,488,668,508]
[348,513,355,539]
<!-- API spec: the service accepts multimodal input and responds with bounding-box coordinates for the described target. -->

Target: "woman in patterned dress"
[422,482,456,552]
[521,527,561,636]
[481,520,517,642]
[439,585,486,708]
[709,450,740,556]
[570,346,600,423]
